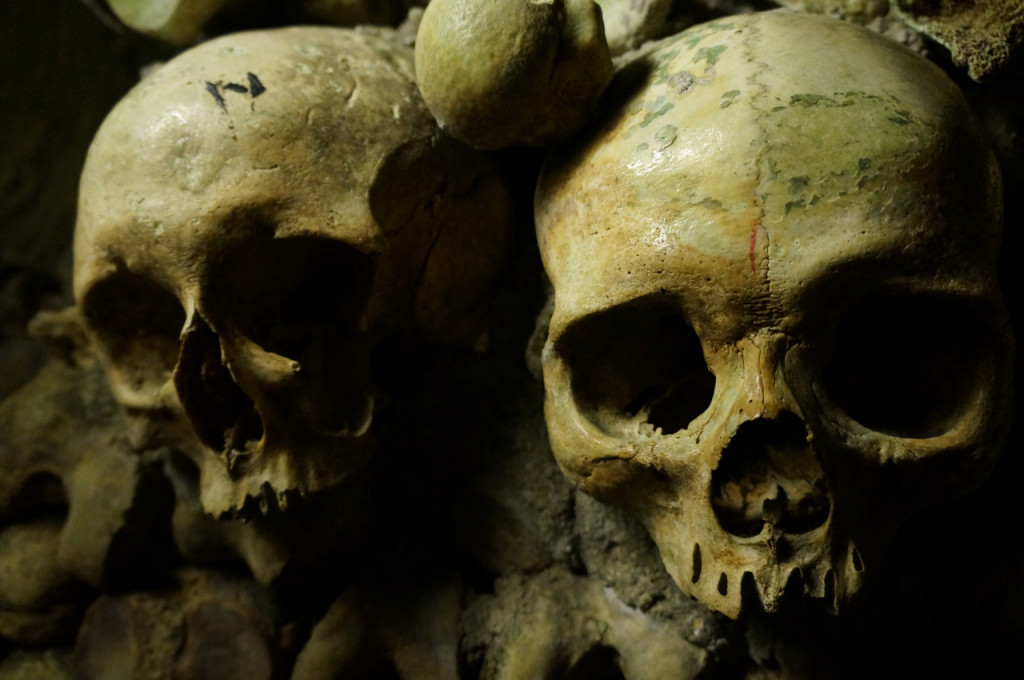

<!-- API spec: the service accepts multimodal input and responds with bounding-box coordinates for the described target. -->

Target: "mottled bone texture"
[536,10,1012,618]
[74,26,512,518]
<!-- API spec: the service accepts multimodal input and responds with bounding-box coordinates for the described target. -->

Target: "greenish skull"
[536,11,1012,618]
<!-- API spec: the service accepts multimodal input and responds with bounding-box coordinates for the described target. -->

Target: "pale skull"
[536,11,1012,618]
[74,27,511,518]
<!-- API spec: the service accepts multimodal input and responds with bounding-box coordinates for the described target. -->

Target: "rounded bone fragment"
[463,567,708,678]
[73,569,278,680]
[0,519,74,611]
[107,0,228,44]
[415,0,613,149]
[594,0,674,55]
[0,358,177,590]
[292,574,463,679]
[0,518,89,646]
[535,10,1011,618]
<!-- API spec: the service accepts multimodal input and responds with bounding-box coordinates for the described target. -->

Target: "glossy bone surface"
[536,11,1012,618]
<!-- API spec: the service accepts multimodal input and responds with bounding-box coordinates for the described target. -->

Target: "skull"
[74,27,512,518]
[536,11,1013,618]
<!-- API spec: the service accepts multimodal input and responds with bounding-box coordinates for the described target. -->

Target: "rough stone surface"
[893,0,1024,81]
[0,648,73,680]
[772,0,887,22]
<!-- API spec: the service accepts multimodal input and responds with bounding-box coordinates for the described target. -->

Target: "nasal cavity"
[173,317,264,458]
[710,413,830,538]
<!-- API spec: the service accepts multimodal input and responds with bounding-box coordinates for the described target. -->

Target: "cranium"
[74,27,511,518]
[536,11,1012,618]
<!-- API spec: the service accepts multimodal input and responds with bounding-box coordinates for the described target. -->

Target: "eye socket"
[82,271,185,390]
[207,237,376,360]
[555,299,715,436]
[822,295,992,439]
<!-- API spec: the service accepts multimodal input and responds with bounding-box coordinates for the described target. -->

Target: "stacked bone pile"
[2,1,1023,679]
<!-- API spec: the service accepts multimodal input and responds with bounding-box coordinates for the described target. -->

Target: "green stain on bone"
[652,49,681,84]
[789,93,835,107]
[638,95,675,128]
[720,90,741,109]
[654,124,678,149]
[695,44,727,66]
[681,21,734,50]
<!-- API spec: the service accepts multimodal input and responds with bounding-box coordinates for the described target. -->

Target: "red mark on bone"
[749,222,759,274]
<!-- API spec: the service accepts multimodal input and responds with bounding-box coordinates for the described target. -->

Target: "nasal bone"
[744,332,791,421]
